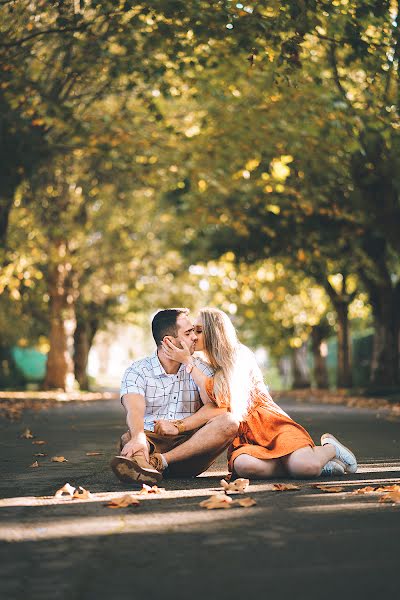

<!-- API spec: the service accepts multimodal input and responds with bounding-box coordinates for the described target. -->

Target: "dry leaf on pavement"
[20,428,34,439]
[199,494,257,510]
[350,486,377,495]
[220,478,250,493]
[105,495,140,508]
[236,497,257,507]
[200,494,234,509]
[312,485,345,493]
[32,440,46,445]
[272,483,300,491]
[139,484,165,494]
[34,453,47,457]
[73,486,92,500]
[51,456,68,463]
[378,491,400,504]
[85,452,103,456]
[375,484,400,493]
[29,460,39,468]
[55,483,76,498]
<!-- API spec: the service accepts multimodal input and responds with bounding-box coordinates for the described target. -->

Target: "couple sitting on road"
[111,307,357,485]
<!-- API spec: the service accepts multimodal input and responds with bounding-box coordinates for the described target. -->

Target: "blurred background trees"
[1,1,398,394]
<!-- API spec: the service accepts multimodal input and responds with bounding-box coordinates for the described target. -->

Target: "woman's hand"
[154,419,179,436]
[161,337,191,365]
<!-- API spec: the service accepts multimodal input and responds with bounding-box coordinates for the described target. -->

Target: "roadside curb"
[273,389,400,416]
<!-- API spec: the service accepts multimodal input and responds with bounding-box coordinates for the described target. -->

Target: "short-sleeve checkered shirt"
[120,352,214,432]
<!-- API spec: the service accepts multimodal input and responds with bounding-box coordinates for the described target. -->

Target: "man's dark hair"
[151,308,190,347]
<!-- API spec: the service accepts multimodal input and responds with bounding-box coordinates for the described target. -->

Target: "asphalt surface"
[0,397,399,600]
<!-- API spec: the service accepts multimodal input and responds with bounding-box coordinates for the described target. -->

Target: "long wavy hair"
[199,307,254,420]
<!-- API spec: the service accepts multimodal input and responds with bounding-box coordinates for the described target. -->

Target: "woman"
[162,307,357,479]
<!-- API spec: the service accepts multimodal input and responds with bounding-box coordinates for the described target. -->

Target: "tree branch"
[0,25,88,49]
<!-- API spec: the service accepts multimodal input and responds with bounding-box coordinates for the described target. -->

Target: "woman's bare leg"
[233,453,286,478]
[281,445,336,478]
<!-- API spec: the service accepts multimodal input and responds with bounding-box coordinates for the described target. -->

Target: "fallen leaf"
[139,484,165,494]
[32,440,46,445]
[236,497,257,507]
[34,453,47,457]
[220,478,250,493]
[29,461,39,468]
[272,483,300,491]
[73,486,92,500]
[200,494,234,509]
[55,483,76,498]
[20,428,34,439]
[85,452,103,456]
[51,456,68,463]
[105,494,140,508]
[375,484,400,493]
[199,494,257,510]
[350,486,377,495]
[379,491,400,504]
[312,485,345,493]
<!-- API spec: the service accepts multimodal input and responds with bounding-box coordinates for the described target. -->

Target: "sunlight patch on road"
[0,508,266,543]
[0,486,236,508]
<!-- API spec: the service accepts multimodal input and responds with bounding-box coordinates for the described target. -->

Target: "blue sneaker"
[321,459,345,476]
[321,433,357,473]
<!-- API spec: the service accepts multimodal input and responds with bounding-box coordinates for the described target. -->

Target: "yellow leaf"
[51,456,68,463]
[85,452,103,456]
[32,440,46,445]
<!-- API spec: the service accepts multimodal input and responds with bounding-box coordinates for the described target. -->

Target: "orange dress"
[205,376,315,472]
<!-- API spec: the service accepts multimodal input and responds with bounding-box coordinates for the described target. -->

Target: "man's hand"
[120,432,149,461]
[154,419,179,436]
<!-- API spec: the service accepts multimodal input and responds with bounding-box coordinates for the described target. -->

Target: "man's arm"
[120,393,149,460]
[154,401,226,435]
[179,401,226,430]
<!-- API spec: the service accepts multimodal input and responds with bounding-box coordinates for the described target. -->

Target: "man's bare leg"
[163,412,238,466]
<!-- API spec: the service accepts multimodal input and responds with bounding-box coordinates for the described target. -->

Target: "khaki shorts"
[121,428,221,478]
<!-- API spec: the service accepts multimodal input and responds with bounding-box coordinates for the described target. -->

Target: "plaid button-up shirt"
[120,352,214,432]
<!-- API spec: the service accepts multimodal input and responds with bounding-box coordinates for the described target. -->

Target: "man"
[111,308,238,485]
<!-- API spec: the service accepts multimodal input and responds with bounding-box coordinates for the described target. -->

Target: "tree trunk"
[311,325,329,388]
[73,315,99,390]
[0,193,14,250]
[369,285,400,387]
[73,319,90,390]
[44,253,74,390]
[291,343,311,389]
[334,299,353,388]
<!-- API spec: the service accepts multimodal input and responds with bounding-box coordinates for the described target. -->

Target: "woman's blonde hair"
[199,307,253,420]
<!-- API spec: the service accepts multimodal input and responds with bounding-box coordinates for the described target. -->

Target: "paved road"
[0,398,399,600]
